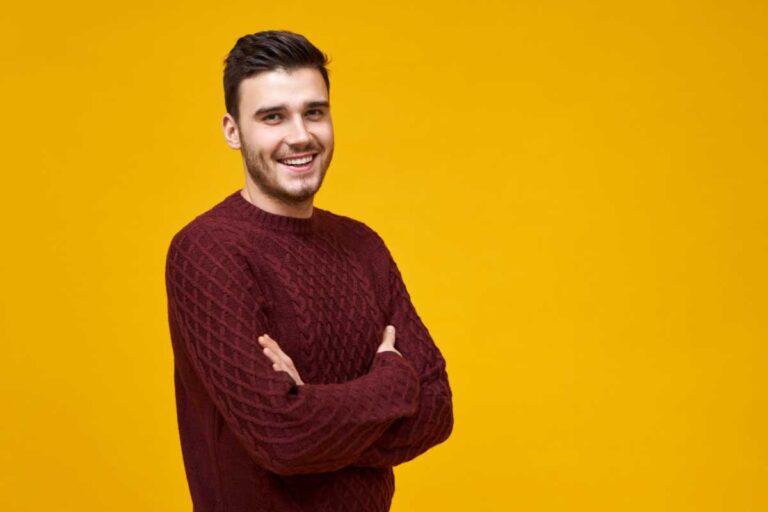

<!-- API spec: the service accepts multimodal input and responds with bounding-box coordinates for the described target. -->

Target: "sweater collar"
[227,190,318,234]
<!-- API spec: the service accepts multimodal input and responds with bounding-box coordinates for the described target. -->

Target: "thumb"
[381,325,396,346]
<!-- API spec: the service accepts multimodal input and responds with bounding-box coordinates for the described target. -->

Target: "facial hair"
[241,141,330,205]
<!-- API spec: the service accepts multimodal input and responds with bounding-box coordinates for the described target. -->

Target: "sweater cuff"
[371,350,411,369]
[370,351,421,416]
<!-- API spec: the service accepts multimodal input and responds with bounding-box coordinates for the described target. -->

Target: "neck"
[242,179,314,219]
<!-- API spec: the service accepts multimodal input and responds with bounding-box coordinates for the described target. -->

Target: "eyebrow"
[253,100,330,117]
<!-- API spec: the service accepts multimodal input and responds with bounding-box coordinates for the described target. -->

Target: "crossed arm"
[258,324,402,387]
[166,225,452,475]
[258,235,454,469]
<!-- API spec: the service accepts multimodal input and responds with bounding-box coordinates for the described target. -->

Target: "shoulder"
[166,196,248,265]
[168,219,239,256]
[165,216,254,292]
[316,208,390,252]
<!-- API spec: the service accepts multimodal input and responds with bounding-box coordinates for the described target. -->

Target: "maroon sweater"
[164,190,453,511]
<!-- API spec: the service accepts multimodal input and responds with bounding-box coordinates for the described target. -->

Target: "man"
[164,30,453,512]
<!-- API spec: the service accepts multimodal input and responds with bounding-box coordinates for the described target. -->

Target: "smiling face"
[224,67,334,207]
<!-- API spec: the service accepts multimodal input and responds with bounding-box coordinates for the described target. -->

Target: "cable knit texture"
[165,190,454,511]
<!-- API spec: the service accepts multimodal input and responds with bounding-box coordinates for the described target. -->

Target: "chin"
[276,184,317,202]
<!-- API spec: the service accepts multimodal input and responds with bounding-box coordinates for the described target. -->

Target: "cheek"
[318,127,335,148]
[244,129,283,155]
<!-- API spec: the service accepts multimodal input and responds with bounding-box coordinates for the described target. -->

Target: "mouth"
[276,153,318,174]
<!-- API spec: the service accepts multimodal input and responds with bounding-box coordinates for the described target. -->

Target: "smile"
[278,154,316,167]
[276,153,318,174]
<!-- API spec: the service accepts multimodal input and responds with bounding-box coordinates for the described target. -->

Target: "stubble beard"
[242,143,331,205]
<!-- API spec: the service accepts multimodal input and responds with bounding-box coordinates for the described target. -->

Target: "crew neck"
[227,190,318,234]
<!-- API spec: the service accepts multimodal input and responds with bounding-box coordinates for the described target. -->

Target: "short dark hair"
[223,30,330,124]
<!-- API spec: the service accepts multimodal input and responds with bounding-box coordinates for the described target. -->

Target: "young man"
[164,31,453,512]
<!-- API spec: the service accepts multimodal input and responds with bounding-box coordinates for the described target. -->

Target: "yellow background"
[1,1,766,510]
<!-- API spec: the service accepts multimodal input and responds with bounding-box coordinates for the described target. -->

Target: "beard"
[242,142,331,205]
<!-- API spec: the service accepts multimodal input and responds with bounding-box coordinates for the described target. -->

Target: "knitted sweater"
[164,190,454,512]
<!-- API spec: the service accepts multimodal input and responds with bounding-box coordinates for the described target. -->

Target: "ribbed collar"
[226,190,319,234]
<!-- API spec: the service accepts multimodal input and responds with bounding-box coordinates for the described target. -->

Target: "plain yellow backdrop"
[1,1,766,510]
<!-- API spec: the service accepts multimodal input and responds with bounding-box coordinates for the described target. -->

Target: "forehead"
[238,67,328,115]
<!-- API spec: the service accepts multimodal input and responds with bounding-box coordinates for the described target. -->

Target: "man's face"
[233,67,334,204]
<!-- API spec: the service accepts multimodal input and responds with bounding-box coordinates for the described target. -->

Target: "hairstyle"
[223,30,330,124]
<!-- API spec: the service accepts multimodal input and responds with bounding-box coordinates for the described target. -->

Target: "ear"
[222,113,242,149]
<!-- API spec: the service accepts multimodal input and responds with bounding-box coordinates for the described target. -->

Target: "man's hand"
[258,326,401,386]
[377,325,402,357]
[258,334,305,386]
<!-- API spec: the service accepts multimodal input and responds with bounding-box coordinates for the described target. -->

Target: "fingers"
[259,334,292,366]
[259,335,288,371]
[258,334,304,386]
[262,347,284,368]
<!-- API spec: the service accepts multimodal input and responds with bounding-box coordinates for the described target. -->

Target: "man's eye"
[305,109,324,119]
[263,113,282,122]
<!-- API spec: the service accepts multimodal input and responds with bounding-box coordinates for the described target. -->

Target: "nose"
[285,116,312,146]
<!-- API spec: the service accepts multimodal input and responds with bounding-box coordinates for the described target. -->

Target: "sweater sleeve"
[165,225,421,476]
[351,237,454,468]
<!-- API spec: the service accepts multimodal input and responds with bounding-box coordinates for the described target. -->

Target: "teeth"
[281,155,314,165]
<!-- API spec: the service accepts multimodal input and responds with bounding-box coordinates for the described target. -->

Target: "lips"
[279,154,314,166]
[277,153,317,173]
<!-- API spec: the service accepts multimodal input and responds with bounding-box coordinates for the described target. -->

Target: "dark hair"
[223,30,330,124]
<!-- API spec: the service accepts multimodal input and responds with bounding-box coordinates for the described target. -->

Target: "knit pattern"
[165,190,453,511]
